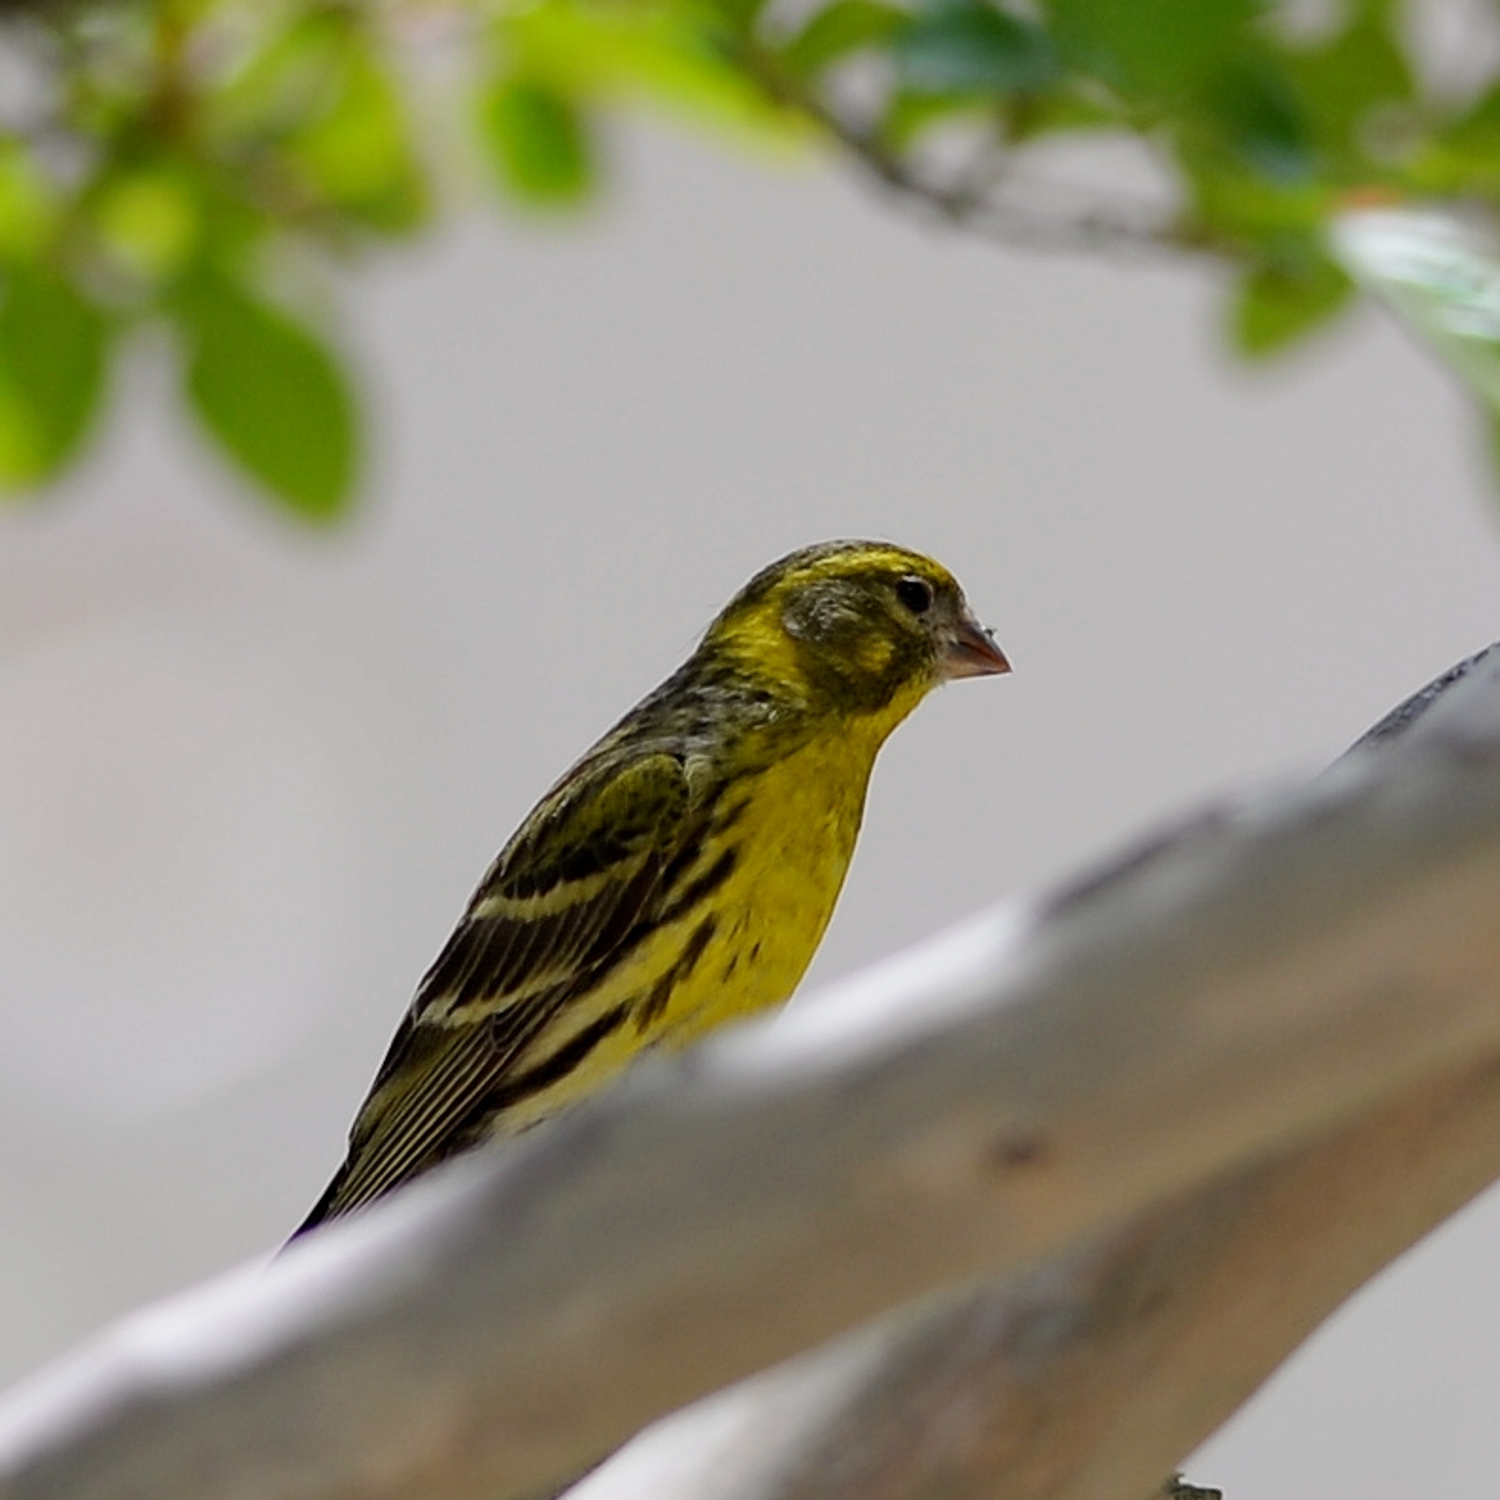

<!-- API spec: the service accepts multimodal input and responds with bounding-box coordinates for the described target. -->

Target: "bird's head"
[702,540,1009,725]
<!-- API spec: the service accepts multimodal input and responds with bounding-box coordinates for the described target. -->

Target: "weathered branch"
[568,1043,1500,1500]
[560,646,1500,1500]
[3,649,1500,1500]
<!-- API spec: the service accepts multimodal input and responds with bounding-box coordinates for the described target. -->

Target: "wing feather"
[295,750,696,1231]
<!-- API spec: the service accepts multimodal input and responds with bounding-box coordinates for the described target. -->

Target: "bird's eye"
[895,577,933,615]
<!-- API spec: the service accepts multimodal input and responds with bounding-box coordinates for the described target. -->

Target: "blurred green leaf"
[1005,88,1119,141]
[0,269,109,488]
[0,380,37,488]
[1285,10,1410,163]
[894,0,1059,98]
[1202,54,1314,183]
[711,0,774,36]
[208,9,348,139]
[881,88,985,148]
[1045,0,1254,99]
[480,75,595,207]
[1415,80,1500,198]
[92,168,200,284]
[286,33,426,232]
[1332,209,1500,450]
[1231,254,1353,357]
[1441,83,1500,161]
[500,3,802,152]
[1180,144,1329,248]
[0,144,58,264]
[176,269,356,518]
[780,0,905,78]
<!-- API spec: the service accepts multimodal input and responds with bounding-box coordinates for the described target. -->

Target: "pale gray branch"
[563,644,1500,1500]
[3,649,1500,1500]
[569,1043,1500,1500]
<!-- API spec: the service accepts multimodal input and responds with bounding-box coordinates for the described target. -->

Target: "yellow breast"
[490,728,883,1133]
[659,732,874,1041]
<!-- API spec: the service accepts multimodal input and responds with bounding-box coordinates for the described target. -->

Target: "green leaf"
[480,76,595,206]
[882,89,985,149]
[207,10,348,139]
[175,270,356,519]
[894,0,1059,97]
[1045,0,1254,100]
[287,35,426,232]
[0,143,58,263]
[498,3,802,153]
[1202,54,1314,183]
[708,0,773,36]
[1005,87,1120,140]
[1407,84,1500,196]
[0,269,109,487]
[92,168,200,283]
[0,379,37,488]
[1441,82,1500,160]
[1231,255,1353,357]
[780,0,906,78]
[1179,144,1328,248]
[1285,11,1410,162]
[1331,209,1500,425]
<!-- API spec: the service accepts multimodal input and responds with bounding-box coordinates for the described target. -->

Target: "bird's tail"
[286,1163,348,1243]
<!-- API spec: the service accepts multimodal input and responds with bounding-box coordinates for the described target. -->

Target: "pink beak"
[942,608,1011,680]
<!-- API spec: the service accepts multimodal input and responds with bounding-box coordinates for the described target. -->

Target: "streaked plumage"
[295,540,1007,1234]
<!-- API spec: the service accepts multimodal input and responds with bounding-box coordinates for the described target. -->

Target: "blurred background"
[4,8,1500,1495]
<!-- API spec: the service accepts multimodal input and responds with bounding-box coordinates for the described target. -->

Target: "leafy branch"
[731,37,1209,257]
[7,0,1500,516]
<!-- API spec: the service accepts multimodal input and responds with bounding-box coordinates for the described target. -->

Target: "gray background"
[0,121,1498,1495]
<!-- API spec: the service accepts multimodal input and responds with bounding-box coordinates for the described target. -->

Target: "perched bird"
[295,540,1008,1234]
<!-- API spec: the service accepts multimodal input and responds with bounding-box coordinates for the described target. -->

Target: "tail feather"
[288,1162,349,1242]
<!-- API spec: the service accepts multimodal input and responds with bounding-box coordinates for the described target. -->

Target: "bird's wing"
[298,749,696,1230]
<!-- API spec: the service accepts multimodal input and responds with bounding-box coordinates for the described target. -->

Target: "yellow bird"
[296,540,1008,1233]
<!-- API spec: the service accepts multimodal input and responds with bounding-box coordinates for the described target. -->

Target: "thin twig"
[735,40,1222,259]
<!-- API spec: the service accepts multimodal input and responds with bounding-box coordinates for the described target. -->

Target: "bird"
[294,539,1009,1235]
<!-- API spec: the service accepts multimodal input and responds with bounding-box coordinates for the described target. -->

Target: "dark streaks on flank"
[636,915,720,1032]
[678,913,718,974]
[655,845,739,929]
[457,1002,634,1139]
[709,793,752,839]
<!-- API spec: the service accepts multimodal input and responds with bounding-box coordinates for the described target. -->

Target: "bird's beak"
[941,607,1011,680]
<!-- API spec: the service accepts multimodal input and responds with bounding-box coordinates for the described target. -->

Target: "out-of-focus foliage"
[1333,207,1500,462]
[3,0,1500,514]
